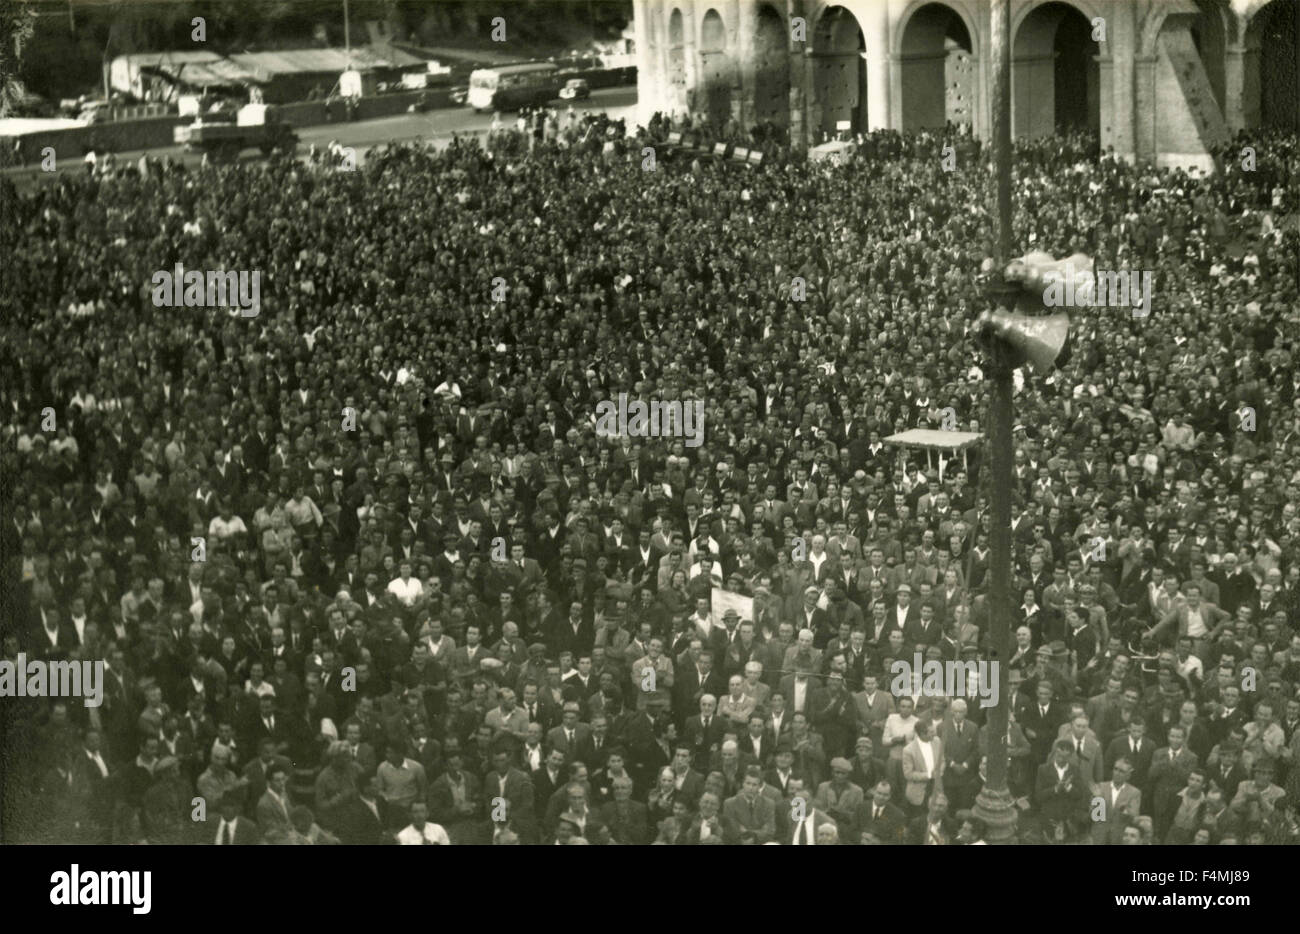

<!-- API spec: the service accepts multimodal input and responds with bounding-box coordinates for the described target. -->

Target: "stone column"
[683,0,699,117]
[632,0,656,126]
[1108,0,1137,162]
[1223,44,1247,133]
[788,0,809,150]
[1132,54,1158,163]
[863,0,890,130]
[732,0,750,128]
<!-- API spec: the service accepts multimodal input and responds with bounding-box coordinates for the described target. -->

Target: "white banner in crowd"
[710,587,754,631]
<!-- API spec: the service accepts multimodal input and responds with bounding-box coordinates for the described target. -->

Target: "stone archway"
[897,2,975,132]
[752,3,791,131]
[1013,1,1100,138]
[812,5,867,137]
[699,8,734,130]
[667,8,687,115]
[1244,0,1299,130]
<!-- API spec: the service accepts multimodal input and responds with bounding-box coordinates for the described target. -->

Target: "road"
[2,86,637,187]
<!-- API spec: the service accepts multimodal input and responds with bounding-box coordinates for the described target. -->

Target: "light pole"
[971,0,1018,845]
[343,0,351,67]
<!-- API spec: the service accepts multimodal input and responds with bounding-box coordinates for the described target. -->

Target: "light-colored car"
[558,78,590,100]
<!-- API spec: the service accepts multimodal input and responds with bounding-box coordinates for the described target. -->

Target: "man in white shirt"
[396,801,451,844]
[902,717,943,814]
[882,696,919,761]
[387,560,424,607]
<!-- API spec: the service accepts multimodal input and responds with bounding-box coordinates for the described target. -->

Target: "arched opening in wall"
[1013,2,1100,139]
[668,8,686,115]
[898,3,974,133]
[753,3,791,137]
[1191,0,1227,112]
[1246,0,1299,131]
[813,6,867,138]
[699,8,734,130]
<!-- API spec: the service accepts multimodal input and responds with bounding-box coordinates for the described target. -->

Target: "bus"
[467,63,561,112]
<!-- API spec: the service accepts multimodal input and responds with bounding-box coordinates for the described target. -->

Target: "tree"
[0,0,36,116]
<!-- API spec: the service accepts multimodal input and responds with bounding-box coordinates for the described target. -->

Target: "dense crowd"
[1,108,1298,845]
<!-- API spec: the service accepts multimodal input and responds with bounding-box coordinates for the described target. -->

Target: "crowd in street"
[2,108,1298,845]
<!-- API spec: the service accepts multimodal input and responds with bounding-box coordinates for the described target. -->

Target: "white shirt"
[917,739,935,777]
[793,679,808,712]
[87,750,108,777]
[397,822,451,845]
[1176,654,1203,681]
[387,576,423,607]
[215,818,239,844]
[1185,605,1206,638]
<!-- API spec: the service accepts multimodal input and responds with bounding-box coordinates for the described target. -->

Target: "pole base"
[973,786,1019,844]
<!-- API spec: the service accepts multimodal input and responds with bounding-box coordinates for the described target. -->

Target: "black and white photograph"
[0,0,1296,912]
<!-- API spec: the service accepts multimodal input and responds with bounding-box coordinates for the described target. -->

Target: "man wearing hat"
[814,756,865,838]
[717,607,743,646]
[1229,757,1286,817]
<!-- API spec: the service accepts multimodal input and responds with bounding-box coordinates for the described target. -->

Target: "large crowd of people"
[1,103,1298,845]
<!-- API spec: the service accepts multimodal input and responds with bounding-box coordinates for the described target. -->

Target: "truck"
[173,103,297,163]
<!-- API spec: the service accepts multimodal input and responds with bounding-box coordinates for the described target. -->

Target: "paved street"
[2,86,637,187]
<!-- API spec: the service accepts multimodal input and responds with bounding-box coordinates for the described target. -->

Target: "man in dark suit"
[73,729,115,842]
[210,793,263,845]
[667,747,706,807]
[484,746,538,843]
[1103,717,1157,791]
[865,602,899,650]
[1035,740,1090,841]
[856,779,908,844]
[738,715,773,768]
[245,695,292,757]
[941,701,981,812]
[1148,724,1199,838]
[1017,682,1067,766]
[532,749,569,807]
[544,703,592,761]
[334,774,391,845]
[428,745,483,844]
[722,767,777,844]
[682,695,727,772]
[765,744,803,798]
[561,655,601,701]
[549,601,595,659]
[1207,743,1247,802]
[674,649,725,724]
[902,603,944,649]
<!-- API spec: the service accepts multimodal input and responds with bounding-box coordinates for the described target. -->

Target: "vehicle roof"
[474,62,558,76]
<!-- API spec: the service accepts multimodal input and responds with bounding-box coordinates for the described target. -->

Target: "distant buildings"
[634,0,1299,170]
[110,46,428,104]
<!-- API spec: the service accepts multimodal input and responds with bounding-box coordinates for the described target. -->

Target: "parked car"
[558,78,590,101]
